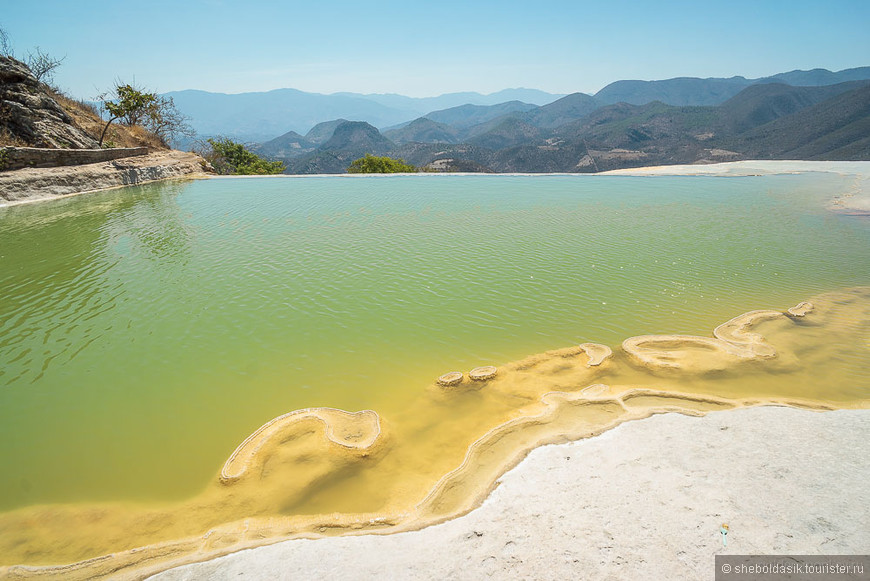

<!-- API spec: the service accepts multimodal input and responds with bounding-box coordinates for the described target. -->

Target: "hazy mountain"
[595,77,752,106]
[168,67,869,146]
[593,67,870,107]
[320,121,394,154]
[250,66,870,174]
[423,101,538,130]
[715,81,869,135]
[333,88,562,112]
[386,93,600,149]
[552,101,713,153]
[383,118,460,145]
[765,67,870,86]
[522,92,602,128]
[165,89,404,142]
[166,88,563,143]
[304,119,350,145]
[466,118,544,150]
[253,130,314,158]
[285,121,396,174]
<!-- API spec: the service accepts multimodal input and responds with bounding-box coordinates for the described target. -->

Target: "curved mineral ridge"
[621,309,784,373]
[1,287,868,581]
[579,342,613,367]
[220,408,383,483]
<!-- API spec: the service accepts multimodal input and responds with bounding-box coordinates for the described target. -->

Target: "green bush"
[205,137,285,175]
[347,154,416,173]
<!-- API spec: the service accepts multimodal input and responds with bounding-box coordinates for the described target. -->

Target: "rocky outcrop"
[0,150,208,204]
[0,55,99,148]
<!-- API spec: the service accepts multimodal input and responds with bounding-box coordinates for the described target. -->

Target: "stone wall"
[0,150,208,204]
[0,146,150,172]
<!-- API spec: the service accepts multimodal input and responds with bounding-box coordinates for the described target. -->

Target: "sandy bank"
[601,160,870,215]
[149,406,868,581]
[0,150,209,206]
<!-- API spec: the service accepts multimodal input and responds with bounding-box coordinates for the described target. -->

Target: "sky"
[2,0,869,100]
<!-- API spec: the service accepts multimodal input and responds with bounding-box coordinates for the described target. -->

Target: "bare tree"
[143,95,196,147]
[0,26,13,57]
[25,46,65,84]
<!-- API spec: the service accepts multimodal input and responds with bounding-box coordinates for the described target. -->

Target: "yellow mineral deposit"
[1,287,868,581]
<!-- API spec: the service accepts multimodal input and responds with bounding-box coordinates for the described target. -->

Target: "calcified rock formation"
[1,288,868,581]
[787,301,814,317]
[0,55,98,148]
[220,409,383,483]
[151,407,870,581]
[579,342,612,366]
[621,309,784,374]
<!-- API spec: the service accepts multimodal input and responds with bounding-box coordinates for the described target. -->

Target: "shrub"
[201,137,285,175]
[347,154,416,173]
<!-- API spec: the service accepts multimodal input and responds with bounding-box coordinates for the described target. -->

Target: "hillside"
[713,81,868,135]
[253,130,314,158]
[595,76,751,106]
[723,84,870,160]
[0,55,163,150]
[521,92,602,129]
[383,118,459,145]
[423,101,538,130]
[466,118,543,150]
[285,121,396,174]
[305,119,350,145]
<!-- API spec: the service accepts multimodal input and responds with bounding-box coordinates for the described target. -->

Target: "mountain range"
[167,87,562,143]
[169,67,870,173]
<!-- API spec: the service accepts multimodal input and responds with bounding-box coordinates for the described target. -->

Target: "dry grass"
[46,88,166,150]
[0,127,29,147]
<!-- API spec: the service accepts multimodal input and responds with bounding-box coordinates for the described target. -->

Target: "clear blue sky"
[2,0,869,100]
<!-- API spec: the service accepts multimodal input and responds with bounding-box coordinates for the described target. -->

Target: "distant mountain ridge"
[167,87,564,143]
[268,76,870,174]
[169,67,869,147]
[593,67,870,106]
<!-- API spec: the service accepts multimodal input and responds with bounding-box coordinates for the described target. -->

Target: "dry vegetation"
[0,127,28,147]
[0,88,168,149]
[46,88,166,149]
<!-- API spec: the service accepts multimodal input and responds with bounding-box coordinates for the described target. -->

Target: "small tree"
[347,154,416,173]
[98,83,158,147]
[200,137,285,175]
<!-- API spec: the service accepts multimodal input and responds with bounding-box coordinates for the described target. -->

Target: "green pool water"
[1,173,868,512]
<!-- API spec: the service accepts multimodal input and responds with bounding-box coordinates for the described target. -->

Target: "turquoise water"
[1,173,868,512]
